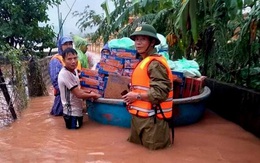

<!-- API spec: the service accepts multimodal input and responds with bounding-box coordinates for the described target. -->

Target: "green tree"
[73,5,104,31]
[74,0,177,43]
[0,0,61,54]
[75,0,260,90]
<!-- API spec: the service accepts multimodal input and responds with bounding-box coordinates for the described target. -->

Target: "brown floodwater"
[0,93,260,163]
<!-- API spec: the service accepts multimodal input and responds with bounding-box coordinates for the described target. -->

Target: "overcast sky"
[47,0,114,36]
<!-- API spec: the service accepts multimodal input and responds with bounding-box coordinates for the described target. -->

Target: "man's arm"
[147,60,172,104]
[71,86,101,99]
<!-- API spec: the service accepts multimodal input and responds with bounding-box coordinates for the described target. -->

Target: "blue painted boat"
[87,86,211,128]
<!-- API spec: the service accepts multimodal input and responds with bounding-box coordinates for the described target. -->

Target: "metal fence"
[0,64,26,127]
[0,56,51,128]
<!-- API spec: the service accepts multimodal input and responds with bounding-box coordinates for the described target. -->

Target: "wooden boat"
[87,86,211,128]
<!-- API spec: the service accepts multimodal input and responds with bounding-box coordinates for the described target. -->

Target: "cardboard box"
[80,77,108,91]
[172,71,184,84]
[104,74,131,99]
[182,77,192,98]
[173,82,183,99]
[81,68,99,77]
[100,55,125,69]
[96,63,123,75]
[122,68,134,77]
[172,71,185,98]
[80,76,104,86]
[80,74,104,81]
[191,76,206,96]
[182,76,206,98]
[111,48,137,59]
[124,58,140,69]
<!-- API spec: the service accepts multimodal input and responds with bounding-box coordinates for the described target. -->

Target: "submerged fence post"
[0,68,17,120]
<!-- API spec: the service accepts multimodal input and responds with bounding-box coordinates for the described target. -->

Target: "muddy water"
[0,94,260,163]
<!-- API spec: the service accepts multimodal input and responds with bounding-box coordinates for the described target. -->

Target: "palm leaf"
[189,0,198,43]
[101,0,111,24]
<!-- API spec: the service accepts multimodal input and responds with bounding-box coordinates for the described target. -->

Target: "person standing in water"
[58,48,100,129]
[73,35,91,69]
[49,36,81,116]
[122,24,174,150]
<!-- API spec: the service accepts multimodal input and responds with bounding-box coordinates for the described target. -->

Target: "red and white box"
[182,76,207,98]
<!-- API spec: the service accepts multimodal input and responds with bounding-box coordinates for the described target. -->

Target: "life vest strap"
[129,105,172,117]
[131,85,149,91]
[165,98,173,102]
[156,104,172,121]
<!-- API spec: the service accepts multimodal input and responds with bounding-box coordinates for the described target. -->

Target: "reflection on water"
[0,95,260,163]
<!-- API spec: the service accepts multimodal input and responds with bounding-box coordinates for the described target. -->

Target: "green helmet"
[130,24,160,45]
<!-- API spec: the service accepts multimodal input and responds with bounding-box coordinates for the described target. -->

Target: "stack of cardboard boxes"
[172,71,185,99]
[182,76,207,98]
[172,71,206,98]
[80,68,108,96]
[97,48,140,77]
[80,48,139,98]
[80,49,206,99]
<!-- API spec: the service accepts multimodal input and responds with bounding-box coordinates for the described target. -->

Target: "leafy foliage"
[74,0,178,43]
[0,0,61,54]
[73,5,104,31]
[196,0,260,90]
[1,44,28,110]
[75,0,260,90]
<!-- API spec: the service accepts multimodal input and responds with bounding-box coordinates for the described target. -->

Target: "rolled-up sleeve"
[147,60,172,104]
[49,58,62,90]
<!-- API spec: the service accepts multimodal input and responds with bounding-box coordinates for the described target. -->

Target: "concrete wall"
[38,56,52,88]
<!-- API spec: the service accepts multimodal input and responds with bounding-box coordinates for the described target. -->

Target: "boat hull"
[87,101,131,128]
[87,86,211,128]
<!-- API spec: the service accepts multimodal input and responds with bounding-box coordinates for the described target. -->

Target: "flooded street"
[0,93,260,163]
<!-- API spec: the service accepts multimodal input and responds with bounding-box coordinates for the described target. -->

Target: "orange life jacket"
[128,56,173,119]
[51,54,82,95]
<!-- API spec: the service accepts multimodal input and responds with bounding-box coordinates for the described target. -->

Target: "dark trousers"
[63,114,83,129]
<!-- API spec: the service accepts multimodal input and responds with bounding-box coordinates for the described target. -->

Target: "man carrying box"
[58,48,101,129]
